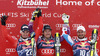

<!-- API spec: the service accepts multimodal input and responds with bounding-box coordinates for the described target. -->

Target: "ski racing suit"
[36,26,70,56]
[0,16,43,56]
[62,29,98,56]
[16,16,43,56]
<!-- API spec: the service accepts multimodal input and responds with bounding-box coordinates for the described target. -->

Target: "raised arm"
[35,9,43,42]
[60,13,70,42]
[60,13,74,46]
[29,8,43,42]
[28,19,34,34]
[0,15,18,47]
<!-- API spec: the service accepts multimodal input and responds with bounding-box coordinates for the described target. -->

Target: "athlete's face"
[21,31,29,39]
[43,29,52,39]
[77,30,86,39]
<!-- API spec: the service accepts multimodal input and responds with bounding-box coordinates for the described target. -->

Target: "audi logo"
[6,23,16,27]
[72,36,78,40]
[41,49,54,54]
[97,49,99,53]
[72,24,82,30]
[89,36,99,41]
[60,48,66,53]
[56,24,63,28]
[5,48,16,52]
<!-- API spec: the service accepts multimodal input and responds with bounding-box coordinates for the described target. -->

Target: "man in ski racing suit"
[29,11,70,56]
[16,8,43,56]
[62,15,98,56]
[0,8,43,56]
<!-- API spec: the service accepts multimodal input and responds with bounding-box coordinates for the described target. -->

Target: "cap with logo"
[42,25,52,31]
[21,24,29,32]
[77,26,86,32]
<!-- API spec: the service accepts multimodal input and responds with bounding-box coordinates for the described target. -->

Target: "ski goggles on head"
[21,24,29,32]
[42,25,52,32]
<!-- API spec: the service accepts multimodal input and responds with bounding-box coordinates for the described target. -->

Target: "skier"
[0,8,43,56]
[16,8,43,56]
[62,15,98,56]
[29,11,70,56]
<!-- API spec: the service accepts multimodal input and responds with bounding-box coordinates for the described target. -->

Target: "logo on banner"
[72,24,82,30]
[60,48,66,53]
[6,23,16,28]
[88,25,100,28]
[72,36,78,40]
[55,24,63,30]
[5,48,16,53]
[41,49,54,54]
[56,24,63,28]
[89,36,99,41]
[17,0,49,8]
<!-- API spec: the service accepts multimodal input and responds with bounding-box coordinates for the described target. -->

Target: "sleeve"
[37,37,42,49]
[28,20,34,34]
[16,42,22,56]
[1,24,18,47]
[62,34,74,46]
[60,24,70,42]
[16,43,27,56]
[35,16,43,42]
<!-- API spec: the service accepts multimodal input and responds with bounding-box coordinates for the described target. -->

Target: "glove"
[31,8,39,20]
[62,13,70,24]
[37,8,42,17]
[1,15,8,26]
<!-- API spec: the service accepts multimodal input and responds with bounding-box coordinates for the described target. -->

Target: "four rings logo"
[41,49,54,54]
[60,48,66,53]
[6,23,16,28]
[5,48,16,53]
[72,24,82,30]
[89,36,99,41]
[56,24,63,28]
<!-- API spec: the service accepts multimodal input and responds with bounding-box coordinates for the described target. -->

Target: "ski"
[31,32,36,56]
[90,29,98,56]
[55,32,61,56]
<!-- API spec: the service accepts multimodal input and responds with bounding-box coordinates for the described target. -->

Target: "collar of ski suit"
[20,36,29,41]
[78,37,88,42]
[42,36,54,41]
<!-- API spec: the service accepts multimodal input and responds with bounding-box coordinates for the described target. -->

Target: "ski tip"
[55,32,60,37]
[92,29,98,34]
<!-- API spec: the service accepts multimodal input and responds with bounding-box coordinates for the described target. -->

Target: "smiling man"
[63,25,98,56]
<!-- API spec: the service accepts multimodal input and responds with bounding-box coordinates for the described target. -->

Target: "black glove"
[31,8,39,20]
[1,15,8,26]
[36,8,42,17]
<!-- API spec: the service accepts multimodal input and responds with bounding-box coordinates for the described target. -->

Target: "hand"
[1,15,8,26]
[62,13,70,24]
[31,8,39,20]
[37,8,42,17]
